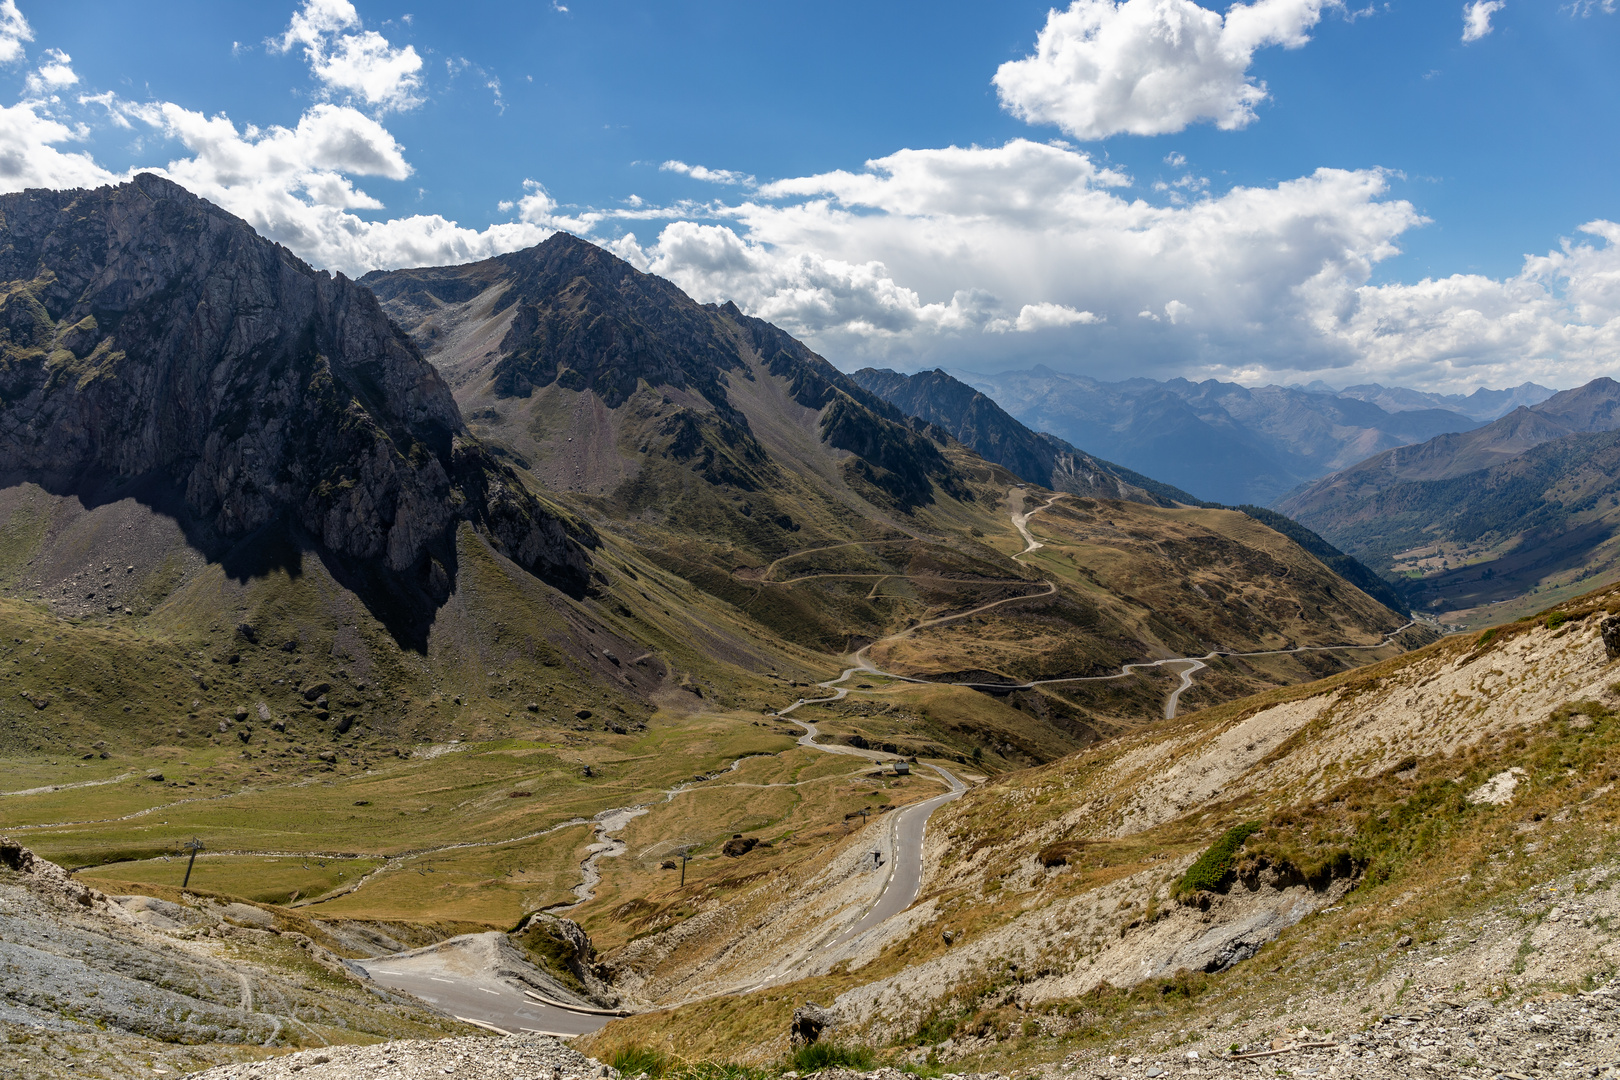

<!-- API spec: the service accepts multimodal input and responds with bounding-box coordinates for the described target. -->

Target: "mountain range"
[1278,377,1620,620]
[956,366,1505,505]
[1310,380,1555,421]
[0,177,1416,775]
[2,176,1601,1079]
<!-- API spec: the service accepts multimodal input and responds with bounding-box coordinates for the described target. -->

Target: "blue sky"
[4,0,1619,390]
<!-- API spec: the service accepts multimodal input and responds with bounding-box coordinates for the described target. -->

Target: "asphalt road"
[354,961,613,1037]
[819,762,966,953]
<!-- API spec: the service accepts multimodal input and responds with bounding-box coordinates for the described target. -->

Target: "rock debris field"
[182,989,1620,1080]
[1042,980,1620,1078]
[191,1035,613,1080]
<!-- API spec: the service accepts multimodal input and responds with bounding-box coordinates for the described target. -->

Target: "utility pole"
[181,838,204,889]
[679,850,691,886]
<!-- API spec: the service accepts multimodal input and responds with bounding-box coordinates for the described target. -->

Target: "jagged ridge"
[0,176,595,598]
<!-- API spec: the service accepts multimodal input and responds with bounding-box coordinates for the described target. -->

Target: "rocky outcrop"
[512,913,623,1008]
[1603,614,1620,658]
[0,837,101,909]
[791,1001,836,1046]
[0,176,594,594]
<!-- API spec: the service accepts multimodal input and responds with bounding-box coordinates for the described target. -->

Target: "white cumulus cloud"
[274,0,424,113]
[993,0,1338,139]
[0,99,117,190]
[100,100,574,273]
[0,0,31,65]
[616,149,1620,391]
[1462,0,1505,42]
[621,140,1423,376]
[1322,221,1620,389]
[24,47,75,96]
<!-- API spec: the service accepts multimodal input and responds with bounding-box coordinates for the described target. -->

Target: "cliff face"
[0,175,594,595]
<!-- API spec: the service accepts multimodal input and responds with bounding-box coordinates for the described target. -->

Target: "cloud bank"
[0,0,1611,394]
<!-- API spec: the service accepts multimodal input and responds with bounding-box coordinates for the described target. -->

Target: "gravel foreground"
[1046,980,1620,1079]
[190,1035,615,1080]
[180,978,1620,1080]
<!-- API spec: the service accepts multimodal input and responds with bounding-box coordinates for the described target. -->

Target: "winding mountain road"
[789,488,1414,719]
[360,486,1414,1031]
[755,486,1417,964]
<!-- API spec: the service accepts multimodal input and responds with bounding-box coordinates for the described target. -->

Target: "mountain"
[1279,377,1620,513]
[849,367,1208,507]
[1280,427,1620,620]
[956,366,1483,505]
[363,238,1411,700]
[0,177,603,638]
[1332,380,1555,421]
[1278,378,1620,620]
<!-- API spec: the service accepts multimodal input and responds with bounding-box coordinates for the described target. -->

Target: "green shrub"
[1547,612,1569,630]
[790,1042,876,1073]
[1174,821,1261,898]
[914,1007,962,1046]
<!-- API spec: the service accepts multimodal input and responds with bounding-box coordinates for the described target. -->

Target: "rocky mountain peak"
[0,175,595,604]
[365,231,750,419]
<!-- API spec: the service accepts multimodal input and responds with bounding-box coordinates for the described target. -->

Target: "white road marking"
[477,987,502,996]
[430,977,455,984]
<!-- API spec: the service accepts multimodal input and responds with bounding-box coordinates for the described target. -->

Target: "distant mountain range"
[1279,378,1620,617]
[951,367,1523,505]
[1297,381,1555,422]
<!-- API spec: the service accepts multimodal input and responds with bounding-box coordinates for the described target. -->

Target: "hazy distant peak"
[1335,381,1556,421]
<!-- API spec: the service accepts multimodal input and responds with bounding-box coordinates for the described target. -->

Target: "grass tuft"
[604,1046,768,1080]
[789,1041,877,1073]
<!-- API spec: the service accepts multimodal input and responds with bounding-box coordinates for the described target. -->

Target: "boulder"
[1603,615,1620,659]
[722,837,758,857]
[791,1002,835,1046]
